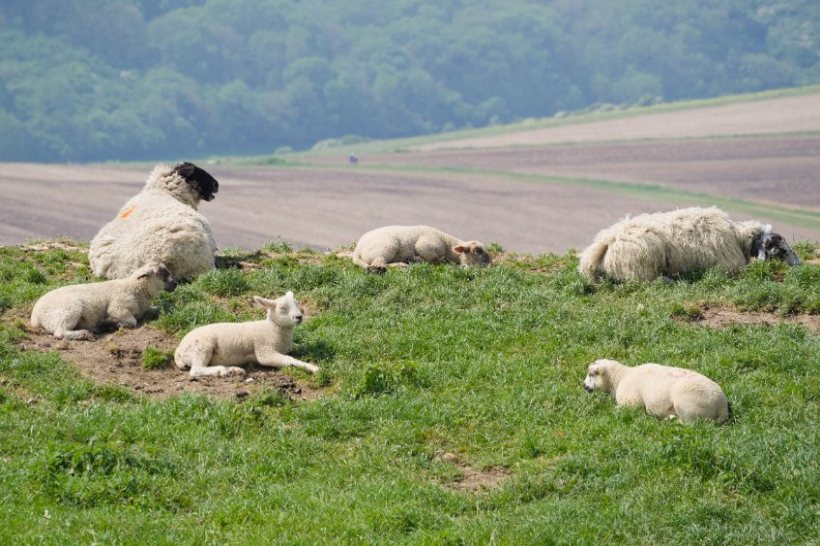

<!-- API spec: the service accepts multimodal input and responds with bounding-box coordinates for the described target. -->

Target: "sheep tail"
[578,237,610,281]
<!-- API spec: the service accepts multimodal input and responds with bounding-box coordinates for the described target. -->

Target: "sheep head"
[751,226,801,266]
[174,162,219,202]
[134,262,177,292]
[254,291,304,327]
[584,359,621,394]
[453,241,492,267]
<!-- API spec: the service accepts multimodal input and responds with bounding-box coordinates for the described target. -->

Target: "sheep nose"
[294,315,303,323]
[166,280,178,292]
[583,384,593,392]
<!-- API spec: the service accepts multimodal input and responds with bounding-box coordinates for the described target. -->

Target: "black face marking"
[752,231,801,265]
[174,162,219,201]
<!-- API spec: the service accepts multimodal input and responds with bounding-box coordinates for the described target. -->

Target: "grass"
[0,240,818,544]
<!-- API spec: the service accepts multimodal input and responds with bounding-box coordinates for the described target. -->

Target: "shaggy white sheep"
[578,207,801,282]
[30,262,177,341]
[583,359,729,424]
[352,225,492,273]
[174,291,319,378]
[89,162,220,281]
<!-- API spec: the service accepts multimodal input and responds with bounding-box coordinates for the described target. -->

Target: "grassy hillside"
[0,240,818,544]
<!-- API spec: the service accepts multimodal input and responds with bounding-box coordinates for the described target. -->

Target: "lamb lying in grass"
[174,291,319,378]
[578,206,801,282]
[352,225,492,273]
[30,262,177,341]
[583,359,729,424]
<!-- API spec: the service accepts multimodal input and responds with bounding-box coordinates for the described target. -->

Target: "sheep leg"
[106,306,139,329]
[255,350,320,374]
[53,327,96,341]
[367,257,389,274]
[46,305,95,341]
[178,342,245,377]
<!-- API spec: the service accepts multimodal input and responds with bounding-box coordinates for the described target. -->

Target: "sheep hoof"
[366,265,387,274]
[222,367,246,376]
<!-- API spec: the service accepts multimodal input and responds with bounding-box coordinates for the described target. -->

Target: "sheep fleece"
[89,165,216,280]
[579,207,763,281]
[615,363,728,424]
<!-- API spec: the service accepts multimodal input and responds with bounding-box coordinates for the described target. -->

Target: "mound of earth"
[19,326,324,401]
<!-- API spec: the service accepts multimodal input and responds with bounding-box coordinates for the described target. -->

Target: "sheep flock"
[25,161,812,426]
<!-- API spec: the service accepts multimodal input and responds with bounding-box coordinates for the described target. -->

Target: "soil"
[415,93,820,150]
[18,326,324,402]
[697,308,820,332]
[1,94,818,255]
[434,451,511,492]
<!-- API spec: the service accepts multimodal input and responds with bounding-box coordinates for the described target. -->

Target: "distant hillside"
[1,0,819,162]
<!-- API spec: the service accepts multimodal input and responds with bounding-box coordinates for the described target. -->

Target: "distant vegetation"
[1,0,819,161]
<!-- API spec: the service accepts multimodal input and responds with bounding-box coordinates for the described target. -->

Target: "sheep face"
[583,359,618,393]
[134,262,178,292]
[453,241,492,267]
[174,162,219,202]
[254,292,304,328]
[751,227,801,266]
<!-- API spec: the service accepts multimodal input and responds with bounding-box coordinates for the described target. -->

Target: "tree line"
[0,0,817,162]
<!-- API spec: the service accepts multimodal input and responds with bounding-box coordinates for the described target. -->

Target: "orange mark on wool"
[119,205,136,219]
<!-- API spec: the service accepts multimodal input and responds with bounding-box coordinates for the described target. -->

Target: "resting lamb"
[583,359,730,424]
[352,225,491,273]
[30,262,176,340]
[174,291,319,378]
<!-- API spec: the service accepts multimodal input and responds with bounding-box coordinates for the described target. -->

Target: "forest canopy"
[1,0,818,162]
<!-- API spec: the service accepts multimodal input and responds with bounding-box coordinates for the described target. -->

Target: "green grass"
[0,241,818,544]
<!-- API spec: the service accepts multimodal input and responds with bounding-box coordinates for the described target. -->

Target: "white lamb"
[89,162,220,281]
[352,225,492,273]
[30,262,177,341]
[578,206,801,282]
[174,291,319,378]
[583,359,730,424]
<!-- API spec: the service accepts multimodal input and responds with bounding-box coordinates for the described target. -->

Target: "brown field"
[415,93,820,150]
[2,94,819,254]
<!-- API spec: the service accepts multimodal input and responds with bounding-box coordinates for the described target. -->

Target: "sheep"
[583,359,729,424]
[174,291,319,378]
[578,206,801,282]
[88,162,220,281]
[30,262,177,341]
[352,225,492,273]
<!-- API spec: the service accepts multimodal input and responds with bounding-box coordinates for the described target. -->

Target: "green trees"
[0,0,817,161]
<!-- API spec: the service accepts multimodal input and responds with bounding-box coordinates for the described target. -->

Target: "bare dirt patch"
[677,303,820,332]
[700,309,820,332]
[434,451,511,492]
[19,326,324,401]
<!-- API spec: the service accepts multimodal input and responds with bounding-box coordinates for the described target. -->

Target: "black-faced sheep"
[174,291,319,378]
[30,262,176,340]
[352,225,492,273]
[583,359,729,424]
[88,162,219,281]
[579,207,801,282]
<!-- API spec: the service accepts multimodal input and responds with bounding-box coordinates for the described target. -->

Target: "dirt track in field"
[1,93,819,253]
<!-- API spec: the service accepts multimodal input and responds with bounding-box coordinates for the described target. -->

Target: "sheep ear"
[285,291,294,299]
[253,296,274,307]
[763,224,772,235]
[175,162,196,179]
[453,245,466,254]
